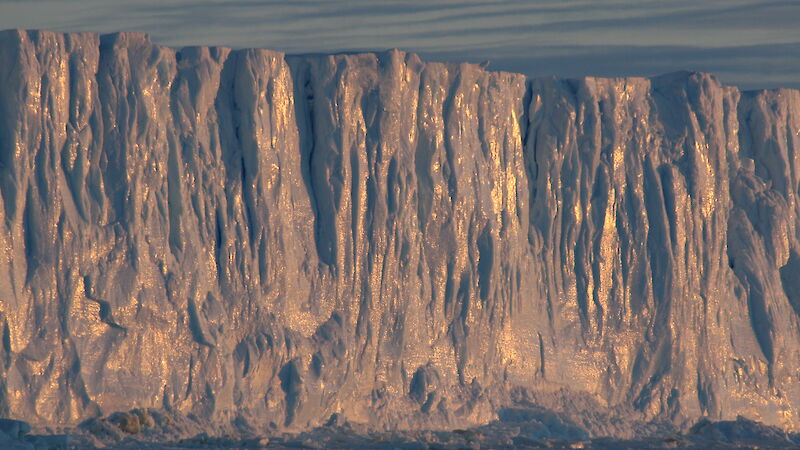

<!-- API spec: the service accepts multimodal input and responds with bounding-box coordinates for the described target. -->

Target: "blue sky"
[1,0,798,89]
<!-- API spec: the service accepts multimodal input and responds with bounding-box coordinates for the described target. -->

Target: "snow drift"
[0,29,799,434]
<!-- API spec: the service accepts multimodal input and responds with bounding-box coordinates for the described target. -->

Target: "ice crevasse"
[0,29,799,434]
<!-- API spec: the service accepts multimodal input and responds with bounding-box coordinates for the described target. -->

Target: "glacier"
[0,29,799,438]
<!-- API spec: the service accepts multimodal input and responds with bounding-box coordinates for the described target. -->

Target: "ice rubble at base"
[0,28,799,440]
[7,409,800,449]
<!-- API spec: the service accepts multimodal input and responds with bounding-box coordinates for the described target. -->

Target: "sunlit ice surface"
[0,28,798,447]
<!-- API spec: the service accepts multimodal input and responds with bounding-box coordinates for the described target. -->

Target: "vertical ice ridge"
[523,71,799,426]
[732,87,800,408]
[0,30,800,433]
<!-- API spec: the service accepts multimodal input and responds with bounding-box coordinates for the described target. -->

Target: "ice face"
[0,29,798,434]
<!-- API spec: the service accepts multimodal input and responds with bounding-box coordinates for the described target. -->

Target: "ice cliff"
[0,29,799,434]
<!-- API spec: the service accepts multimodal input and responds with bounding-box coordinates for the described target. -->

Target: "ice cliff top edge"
[2,28,796,94]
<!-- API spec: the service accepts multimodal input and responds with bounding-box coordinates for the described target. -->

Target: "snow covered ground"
[0,29,799,444]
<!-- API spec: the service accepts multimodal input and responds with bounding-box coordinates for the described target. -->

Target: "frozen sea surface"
[0,29,799,443]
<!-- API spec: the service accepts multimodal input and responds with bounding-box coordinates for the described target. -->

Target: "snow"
[0,29,799,444]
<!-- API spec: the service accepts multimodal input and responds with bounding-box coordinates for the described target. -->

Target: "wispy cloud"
[0,0,796,89]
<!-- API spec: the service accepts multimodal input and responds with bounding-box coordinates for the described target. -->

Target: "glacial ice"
[0,29,799,439]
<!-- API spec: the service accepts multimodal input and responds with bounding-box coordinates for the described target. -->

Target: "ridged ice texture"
[0,30,798,433]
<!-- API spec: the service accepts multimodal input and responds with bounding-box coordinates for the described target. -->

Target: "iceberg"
[0,29,798,437]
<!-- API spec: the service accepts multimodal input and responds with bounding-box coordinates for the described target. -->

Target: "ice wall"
[0,29,798,433]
